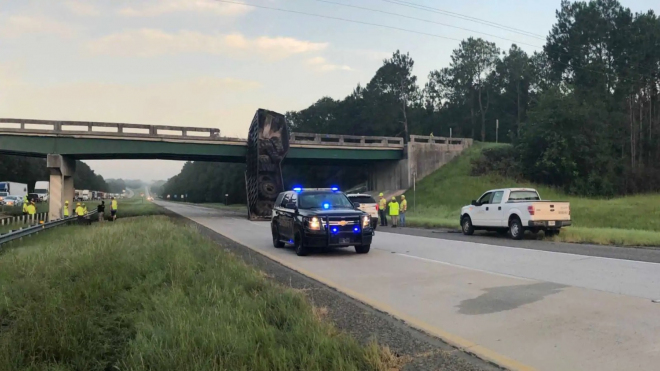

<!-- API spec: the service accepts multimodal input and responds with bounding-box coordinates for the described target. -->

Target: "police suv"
[271,187,373,256]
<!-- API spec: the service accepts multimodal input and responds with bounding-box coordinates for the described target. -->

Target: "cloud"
[305,57,352,72]
[64,1,100,16]
[87,29,328,59]
[0,75,261,132]
[119,0,251,17]
[0,15,76,38]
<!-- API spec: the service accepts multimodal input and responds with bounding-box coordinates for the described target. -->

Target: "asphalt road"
[158,201,660,371]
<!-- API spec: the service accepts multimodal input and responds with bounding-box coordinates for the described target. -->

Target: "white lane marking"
[376,230,660,266]
[395,253,535,281]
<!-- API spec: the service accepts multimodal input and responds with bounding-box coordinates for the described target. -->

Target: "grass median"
[405,143,660,247]
[0,216,397,371]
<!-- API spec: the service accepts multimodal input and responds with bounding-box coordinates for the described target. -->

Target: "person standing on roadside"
[399,195,407,227]
[97,201,105,222]
[388,196,399,228]
[26,200,36,217]
[111,197,118,221]
[63,200,70,218]
[378,193,388,227]
[75,202,86,225]
[22,195,28,215]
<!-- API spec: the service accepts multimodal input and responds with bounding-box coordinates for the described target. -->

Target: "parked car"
[1,195,23,207]
[460,188,571,240]
[346,193,379,229]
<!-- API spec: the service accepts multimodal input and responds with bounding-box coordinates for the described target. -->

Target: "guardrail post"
[54,122,62,132]
[314,134,322,143]
[117,124,124,133]
[149,126,157,136]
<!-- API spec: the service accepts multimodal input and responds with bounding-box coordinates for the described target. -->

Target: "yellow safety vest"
[379,198,387,210]
[63,205,70,217]
[26,204,36,215]
[75,206,85,216]
[400,199,407,212]
[112,200,118,210]
[388,202,400,216]
[22,197,28,212]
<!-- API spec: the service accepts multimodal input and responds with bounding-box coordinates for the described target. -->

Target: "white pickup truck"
[460,188,571,240]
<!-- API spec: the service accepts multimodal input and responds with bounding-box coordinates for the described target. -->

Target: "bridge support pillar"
[47,154,76,221]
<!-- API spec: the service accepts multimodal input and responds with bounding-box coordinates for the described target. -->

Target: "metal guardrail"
[0,210,98,246]
[409,135,472,146]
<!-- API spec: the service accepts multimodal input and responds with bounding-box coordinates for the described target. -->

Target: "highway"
[158,201,660,371]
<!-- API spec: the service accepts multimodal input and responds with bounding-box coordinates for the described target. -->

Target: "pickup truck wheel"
[509,218,524,240]
[461,216,475,236]
[294,231,309,256]
[272,226,285,248]
[355,244,370,254]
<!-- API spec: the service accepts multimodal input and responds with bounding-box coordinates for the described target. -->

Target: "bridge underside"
[0,135,403,164]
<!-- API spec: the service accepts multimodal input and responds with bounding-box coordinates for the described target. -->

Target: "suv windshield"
[299,192,354,209]
[348,196,376,204]
[508,191,540,201]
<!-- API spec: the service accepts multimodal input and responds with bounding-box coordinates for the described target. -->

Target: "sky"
[1,0,658,181]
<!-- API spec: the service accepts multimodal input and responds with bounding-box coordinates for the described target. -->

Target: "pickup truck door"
[485,191,505,227]
[472,192,492,226]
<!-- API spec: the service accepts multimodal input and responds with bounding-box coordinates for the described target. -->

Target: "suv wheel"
[461,216,474,235]
[355,244,370,254]
[294,231,309,256]
[272,226,285,248]
[509,218,524,240]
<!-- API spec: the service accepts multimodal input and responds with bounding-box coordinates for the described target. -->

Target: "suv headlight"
[307,216,321,231]
[361,215,370,228]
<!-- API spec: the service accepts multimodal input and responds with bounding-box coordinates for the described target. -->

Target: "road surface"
[158,201,660,371]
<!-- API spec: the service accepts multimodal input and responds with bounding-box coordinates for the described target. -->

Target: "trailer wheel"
[259,181,279,199]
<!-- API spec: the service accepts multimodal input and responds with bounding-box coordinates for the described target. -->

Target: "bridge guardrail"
[409,135,472,146]
[0,211,98,246]
[0,118,228,142]
[290,132,404,148]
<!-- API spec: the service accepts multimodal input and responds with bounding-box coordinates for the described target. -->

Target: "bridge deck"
[0,119,405,162]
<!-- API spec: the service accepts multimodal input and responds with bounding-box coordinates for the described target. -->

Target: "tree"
[366,50,419,140]
[429,38,500,141]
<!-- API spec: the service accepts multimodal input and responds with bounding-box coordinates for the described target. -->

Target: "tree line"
[163,0,660,199]
[0,154,109,192]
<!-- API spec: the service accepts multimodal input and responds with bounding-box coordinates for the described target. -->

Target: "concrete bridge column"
[47,154,76,221]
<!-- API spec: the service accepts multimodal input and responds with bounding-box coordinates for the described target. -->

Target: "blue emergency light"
[353,226,360,233]
[293,187,302,192]
[331,227,339,234]
[331,187,339,191]
[323,203,330,209]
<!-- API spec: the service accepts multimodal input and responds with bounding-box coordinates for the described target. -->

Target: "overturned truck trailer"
[246,109,290,220]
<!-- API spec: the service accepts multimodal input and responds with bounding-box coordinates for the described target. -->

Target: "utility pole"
[413,171,416,214]
[496,119,499,143]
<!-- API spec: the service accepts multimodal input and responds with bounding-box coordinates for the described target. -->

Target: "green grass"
[0,217,397,371]
[405,142,660,246]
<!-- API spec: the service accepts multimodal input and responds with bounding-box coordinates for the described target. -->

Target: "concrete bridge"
[0,118,472,221]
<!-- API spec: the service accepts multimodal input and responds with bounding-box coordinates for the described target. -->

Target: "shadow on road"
[457,282,567,315]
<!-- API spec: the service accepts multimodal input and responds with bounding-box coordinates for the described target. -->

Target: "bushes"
[470,145,521,179]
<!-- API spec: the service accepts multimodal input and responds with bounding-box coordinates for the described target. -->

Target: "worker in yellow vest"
[399,195,407,227]
[111,197,118,221]
[22,195,28,215]
[26,200,36,215]
[63,200,70,218]
[75,202,87,225]
[378,193,388,227]
[388,196,399,228]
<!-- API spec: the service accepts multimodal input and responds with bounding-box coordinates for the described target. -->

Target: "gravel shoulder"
[377,225,660,264]
[165,210,500,371]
